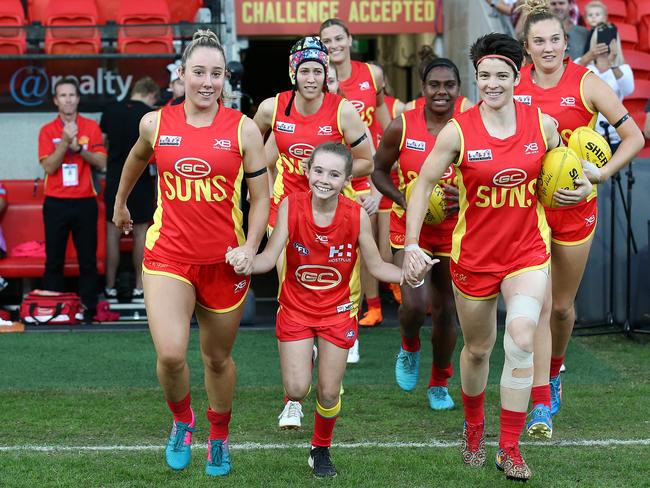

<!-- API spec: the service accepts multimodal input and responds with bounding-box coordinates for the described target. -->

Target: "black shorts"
[105,177,155,224]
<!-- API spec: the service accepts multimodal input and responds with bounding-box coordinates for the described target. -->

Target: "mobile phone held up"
[596,23,618,53]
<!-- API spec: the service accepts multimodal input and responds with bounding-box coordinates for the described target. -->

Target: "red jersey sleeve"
[38,123,56,161]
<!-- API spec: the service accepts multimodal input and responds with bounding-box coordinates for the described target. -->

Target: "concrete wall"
[0,112,102,180]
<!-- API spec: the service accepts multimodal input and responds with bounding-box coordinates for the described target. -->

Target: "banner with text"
[235,0,439,36]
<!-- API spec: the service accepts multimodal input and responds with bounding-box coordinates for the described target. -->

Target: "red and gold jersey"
[145,102,246,264]
[278,191,362,326]
[450,102,550,272]
[38,115,106,198]
[384,95,400,119]
[271,90,344,208]
[391,106,458,239]
[515,59,597,144]
[339,61,380,192]
[407,96,469,115]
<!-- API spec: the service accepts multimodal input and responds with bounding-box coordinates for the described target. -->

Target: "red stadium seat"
[623,80,650,114]
[636,2,650,51]
[623,50,650,80]
[117,0,173,54]
[0,0,26,54]
[602,0,627,23]
[44,0,100,54]
[169,0,203,23]
[96,0,121,24]
[26,0,47,24]
[615,22,638,50]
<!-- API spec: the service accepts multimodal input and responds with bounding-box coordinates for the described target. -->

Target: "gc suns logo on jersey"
[159,135,182,146]
[276,121,296,133]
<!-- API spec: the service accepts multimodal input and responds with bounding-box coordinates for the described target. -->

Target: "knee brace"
[500,328,534,390]
[505,294,542,328]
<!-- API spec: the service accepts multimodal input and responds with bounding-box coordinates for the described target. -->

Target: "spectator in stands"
[166,60,185,106]
[578,25,633,152]
[549,0,589,59]
[579,1,624,62]
[486,0,526,37]
[0,183,6,292]
[100,77,159,302]
[38,77,107,321]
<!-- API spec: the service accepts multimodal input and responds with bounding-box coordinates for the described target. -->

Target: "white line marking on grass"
[1,439,649,453]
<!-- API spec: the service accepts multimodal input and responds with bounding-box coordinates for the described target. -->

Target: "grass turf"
[0,327,648,487]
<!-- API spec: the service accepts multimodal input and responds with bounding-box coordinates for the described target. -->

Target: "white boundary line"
[1,439,649,452]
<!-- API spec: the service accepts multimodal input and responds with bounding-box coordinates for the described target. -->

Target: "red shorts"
[545,197,598,246]
[379,195,393,212]
[389,212,455,256]
[142,255,250,313]
[268,197,279,229]
[351,176,371,194]
[450,254,550,300]
[275,311,358,349]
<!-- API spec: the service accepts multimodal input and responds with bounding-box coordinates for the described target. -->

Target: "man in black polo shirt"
[100,77,159,302]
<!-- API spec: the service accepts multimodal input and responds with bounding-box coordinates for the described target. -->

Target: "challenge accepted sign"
[235,0,439,35]
[9,66,134,107]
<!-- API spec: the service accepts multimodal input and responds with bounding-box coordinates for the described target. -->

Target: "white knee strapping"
[505,294,542,328]
[500,328,534,390]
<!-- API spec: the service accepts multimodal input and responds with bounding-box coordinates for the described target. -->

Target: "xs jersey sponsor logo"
[468,149,492,162]
[213,139,232,150]
[318,125,333,136]
[159,135,182,146]
[288,143,314,159]
[328,244,354,262]
[174,157,212,178]
[276,121,295,133]
[234,280,247,293]
[493,168,528,187]
[405,138,426,152]
[514,95,532,105]
[293,242,309,256]
[315,233,328,244]
[295,265,342,290]
[585,214,596,226]
[359,81,371,91]
[524,142,539,155]
[337,302,355,313]
[560,96,576,107]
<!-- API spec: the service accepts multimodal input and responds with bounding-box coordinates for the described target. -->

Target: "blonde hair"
[584,1,608,19]
[517,0,566,44]
[181,29,226,69]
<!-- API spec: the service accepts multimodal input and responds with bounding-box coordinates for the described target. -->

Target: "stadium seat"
[623,50,650,80]
[623,80,650,114]
[96,0,121,24]
[615,23,638,50]
[636,2,650,51]
[44,0,101,54]
[169,0,203,23]
[602,0,627,23]
[117,0,173,54]
[0,0,26,54]
[26,0,47,24]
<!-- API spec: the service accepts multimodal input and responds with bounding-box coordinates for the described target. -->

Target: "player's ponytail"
[181,29,226,69]
[518,0,567,43]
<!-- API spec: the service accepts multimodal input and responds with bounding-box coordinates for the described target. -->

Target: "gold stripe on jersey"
[348,248,362,319]
[450,119,464,167]
[579,71,597,116]
[271,94,280,129]
[277,248,289,299]
[535,200,551,252]
[336,99,345,137]
[237,115,245,158]
[451,166,468,264]
[273,160,286,205]
[459,98,467,113]
[398,113,407,152]
[145,177,164,251]
[538,108,549,151]
[231,165,246,246]
[152,108,162,149]
[366,63,378,93]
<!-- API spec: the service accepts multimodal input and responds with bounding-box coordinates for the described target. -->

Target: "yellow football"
[568,126,611,168]
[537,147,584,208]
[405,178,446,225]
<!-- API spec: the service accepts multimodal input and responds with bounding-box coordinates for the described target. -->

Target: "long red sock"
[401,335,421,352]
[166,393,193,424]
[550,356,564,378]
[499,408,527,449]
[429,363,453,388]
[367,296,381,310]
[312,413,337,447]
[531,384,551,408]
[461,389,485,425]
[207,408,231,441]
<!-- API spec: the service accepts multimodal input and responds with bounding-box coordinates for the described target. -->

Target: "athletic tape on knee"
[500,329,534,390]
[316,398,341,418]
[505,294,542,328]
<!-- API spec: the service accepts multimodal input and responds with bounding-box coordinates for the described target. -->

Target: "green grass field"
[0,326,649,487]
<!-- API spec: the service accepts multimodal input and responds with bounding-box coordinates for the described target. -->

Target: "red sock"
[550,356,565,378]
[166,393,193,424]
[207,408,231,441]
[429,363,453,388]
[499,408,527,449]
[366,296,381,310]
[284,394,302,404]
[401,335,421,352]
[531,384,551,408]
[461,389,485,425]
[312,412,338,447]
